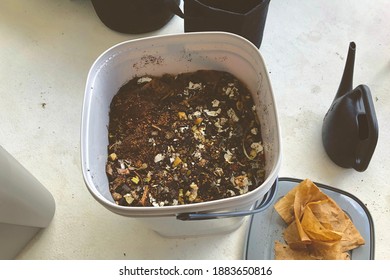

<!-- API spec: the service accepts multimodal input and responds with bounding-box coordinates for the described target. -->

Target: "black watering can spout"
[335,42,356,100]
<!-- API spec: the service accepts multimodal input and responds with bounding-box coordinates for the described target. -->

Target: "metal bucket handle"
[176,179,278,221]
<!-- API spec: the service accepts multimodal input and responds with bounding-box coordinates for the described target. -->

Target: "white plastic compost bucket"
[81,32,281,237]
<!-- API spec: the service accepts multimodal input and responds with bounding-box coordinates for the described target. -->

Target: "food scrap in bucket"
[106,70,266,207]
[274,179,365,260]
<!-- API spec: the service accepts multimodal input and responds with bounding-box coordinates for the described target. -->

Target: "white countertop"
[1,0,389,260]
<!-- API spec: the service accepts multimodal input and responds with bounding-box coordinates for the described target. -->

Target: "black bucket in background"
[91,0,181,34]
[172,0,271,48]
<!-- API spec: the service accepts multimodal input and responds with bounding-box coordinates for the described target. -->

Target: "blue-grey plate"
[244,177,375,260]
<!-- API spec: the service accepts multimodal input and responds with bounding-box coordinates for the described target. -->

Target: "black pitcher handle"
[354,84,379,172]
[164,0,184,18]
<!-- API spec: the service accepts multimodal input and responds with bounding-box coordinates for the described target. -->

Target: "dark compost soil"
[106,70,266,207]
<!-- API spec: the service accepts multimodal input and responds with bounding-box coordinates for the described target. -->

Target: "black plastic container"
[91,0,181,34]
[171,0,271,48]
